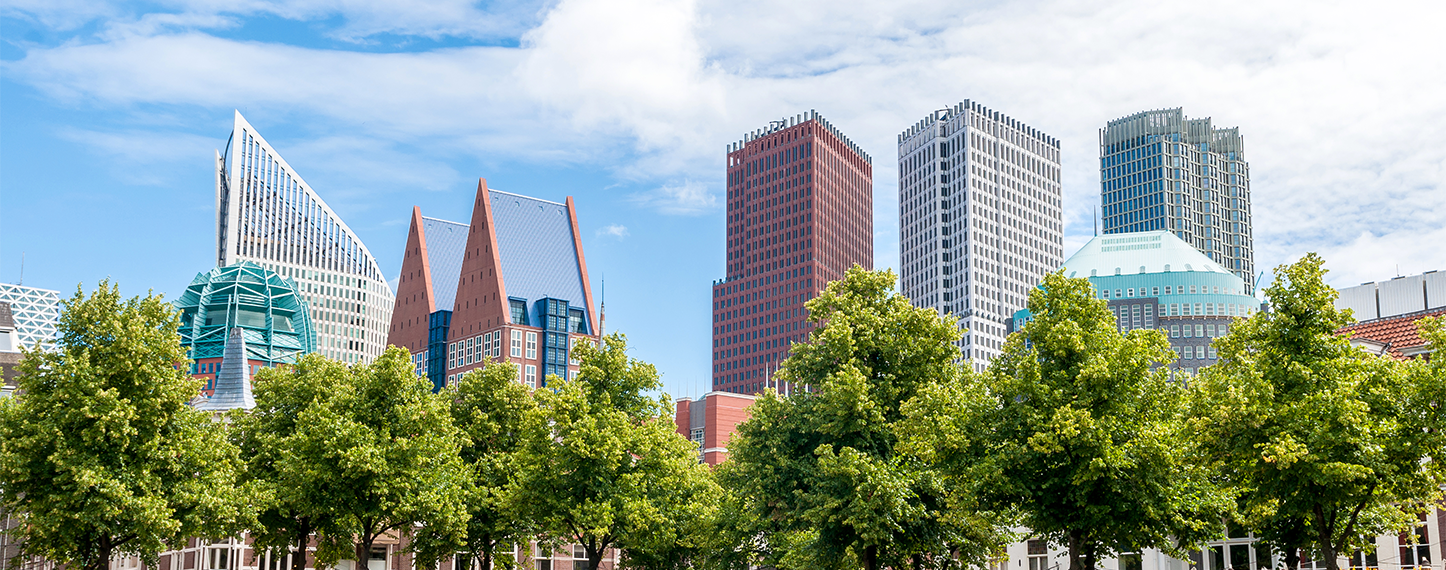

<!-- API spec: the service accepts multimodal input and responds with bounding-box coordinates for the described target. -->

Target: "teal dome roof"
[1062,230,1233,279]
[175,261,316,365]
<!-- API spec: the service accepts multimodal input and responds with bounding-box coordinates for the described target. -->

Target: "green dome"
[1062,230,1235,280]
[175,261,316,365]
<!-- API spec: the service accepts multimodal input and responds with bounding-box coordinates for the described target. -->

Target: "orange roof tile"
[1337,307,1446,359]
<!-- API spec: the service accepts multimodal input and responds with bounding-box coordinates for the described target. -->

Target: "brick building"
[674,391,756,465]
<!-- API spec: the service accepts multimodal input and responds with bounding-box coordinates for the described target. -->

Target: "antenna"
[1093,208,1098,236]
[599,274,606,337]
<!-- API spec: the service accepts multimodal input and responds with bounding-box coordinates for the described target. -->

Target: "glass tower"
[216,111,394,365]
[897,101,1064,370]
[1099,108,1255,292]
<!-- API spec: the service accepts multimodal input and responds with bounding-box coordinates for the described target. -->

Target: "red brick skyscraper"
[711,111,873,394]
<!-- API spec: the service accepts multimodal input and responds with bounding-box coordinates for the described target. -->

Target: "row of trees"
[2,252,1442,570]
[0,281,719,570]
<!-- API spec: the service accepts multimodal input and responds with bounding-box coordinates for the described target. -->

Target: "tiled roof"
[1337,307,1446,359]
[489,190,587,318]
[421,216,468,312]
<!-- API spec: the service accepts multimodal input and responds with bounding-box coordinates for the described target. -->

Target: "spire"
[196,327,256,411]
[600,275,606,337]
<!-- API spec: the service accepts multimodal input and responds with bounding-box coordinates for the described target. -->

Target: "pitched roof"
[489,190,588,312]
[421,216,468,311]
[1337,307,1446,359]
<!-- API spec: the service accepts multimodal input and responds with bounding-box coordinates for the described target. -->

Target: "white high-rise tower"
[897,101,1064,370]
[216,111,394,364]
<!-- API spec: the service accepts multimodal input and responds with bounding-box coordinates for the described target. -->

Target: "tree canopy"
[0,281,249,569]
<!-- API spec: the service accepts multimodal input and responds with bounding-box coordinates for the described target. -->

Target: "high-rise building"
[1100,108,1255,291]
[897,101,1064,370]
[0,283,62,351]
[387,180,598,391]
[215,111,394,364]
[712,111,873,394]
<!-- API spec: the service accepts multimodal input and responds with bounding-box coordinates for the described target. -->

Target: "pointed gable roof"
[196,327,256,411]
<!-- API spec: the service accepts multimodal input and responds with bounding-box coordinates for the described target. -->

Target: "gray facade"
[897,101,1064,370]
[1100,108,1255,292]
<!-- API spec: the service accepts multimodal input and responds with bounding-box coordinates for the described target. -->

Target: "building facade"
[896,101,1065,370]
[387,180,597,391]
[0,283,61,352]
[1100,108,1255,291]
[1335,270,1446,359]
[216,111,394,365]
[674,391,756,465]
[1012,230,1258,373]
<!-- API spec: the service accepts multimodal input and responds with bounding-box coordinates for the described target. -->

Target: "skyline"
[3,0,1444,401]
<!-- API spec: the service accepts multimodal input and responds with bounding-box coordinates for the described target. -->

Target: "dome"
[175,261,316,365]
[1061,230,1231,279]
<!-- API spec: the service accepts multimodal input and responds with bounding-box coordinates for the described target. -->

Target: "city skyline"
[3,0,1444,400]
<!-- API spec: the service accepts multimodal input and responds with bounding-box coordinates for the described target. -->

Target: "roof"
[1062,230,1234,279]
[421,216,468,311]
[489,190,587,310]
[195,327,256,411]
[1338,307,1445,359]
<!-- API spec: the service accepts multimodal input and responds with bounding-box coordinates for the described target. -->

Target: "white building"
[215,111,394,365]
[0,283,61,352]
[896,102,1064,370]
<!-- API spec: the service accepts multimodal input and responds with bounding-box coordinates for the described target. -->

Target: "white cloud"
[629,180,717,215]
[597,224,630,239]
[55,127,219,186]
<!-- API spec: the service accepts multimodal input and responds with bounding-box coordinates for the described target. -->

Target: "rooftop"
[1338,307,1445,360]
[1061,230,1236,281]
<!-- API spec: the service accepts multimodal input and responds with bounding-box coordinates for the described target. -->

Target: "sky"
[3,0,1444,400]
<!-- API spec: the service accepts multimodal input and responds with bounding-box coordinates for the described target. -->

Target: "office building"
[0,283,61,351]
[1100,108,1255,291]
[674,391,756,465]
[215,111,393,365]
[175,261,316,400]
[712,111,873,394]
[1011,230,1258,374]
[897,101,1064,370]
[388,180,598,391]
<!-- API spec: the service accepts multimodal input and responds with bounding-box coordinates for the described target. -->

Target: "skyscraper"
[1099,108,1255,291]
[712,111,873,394]
[897,101,1064,369]
[215,111,394,364]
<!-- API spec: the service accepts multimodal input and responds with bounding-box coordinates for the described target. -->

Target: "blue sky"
[3,0,1444,400]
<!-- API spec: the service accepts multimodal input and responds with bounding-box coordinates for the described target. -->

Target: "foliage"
[0,281,249,569]
[723,266,1003,570]
[916,271,1230,570]
[411,362,536,570]
[512,333,721,570]
[1188,254,1446,570]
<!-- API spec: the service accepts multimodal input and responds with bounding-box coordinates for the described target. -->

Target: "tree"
[919,271,1230,570]
[0,281,249,569]
[411,362,537,570]
[722,266,1002,570]
[512,334,720,570]
[279,347,470,565]
[230,354,349,570]
[1188,254,1446,570]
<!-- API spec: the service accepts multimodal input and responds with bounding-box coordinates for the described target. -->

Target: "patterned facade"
[175,261,315,398]
[387,180,597,391]
[713,111,873,394]
[896,101,1064,370]
[216,111,393,365]
[1100,108,1255,292]
[0,283,61,351]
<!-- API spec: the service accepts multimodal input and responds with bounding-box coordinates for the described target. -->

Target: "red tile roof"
[1337,307,1446,359]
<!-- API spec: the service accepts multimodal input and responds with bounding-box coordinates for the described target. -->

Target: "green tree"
[279,347,471,565]
[512,334,720,570]
[1189,254,1446,570]
[411,362,537,570]
[722,266,1002,570]
[230,354,349,570]
[0,281,248,569]
[917,271,1230,570]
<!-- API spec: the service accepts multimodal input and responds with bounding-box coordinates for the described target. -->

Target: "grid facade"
[897,101,1064,370]
[712,111,873,394]
[0,284,61,351]
[216,111,394,365]
[1100,108,1255,291]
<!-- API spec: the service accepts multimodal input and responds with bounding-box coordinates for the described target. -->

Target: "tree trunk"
[93,534,113,570]
[1068,532,1083,570]
[863,544,880,570]
[1085,541,1097,570]
[481,546,493,570]
[356,534,377,570]
[1284,547,1299,570]
[586,545,605,570]
[291,519,313,570]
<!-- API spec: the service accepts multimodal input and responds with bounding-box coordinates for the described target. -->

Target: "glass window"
[1195,324,1205,337]
[525,365,537,389]
[526,332,538,359]
[1170,325,1180,338]
[511,330,523,358]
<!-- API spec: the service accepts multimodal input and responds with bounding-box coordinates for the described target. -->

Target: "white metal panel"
[1334,282,1378,322]
[1424,271,1446,310]
[1377,275,1426,318]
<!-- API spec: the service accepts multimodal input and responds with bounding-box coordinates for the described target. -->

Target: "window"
[207,548,232,570]
[525,365,537,389]
[1195,324,1204,337]
[1207,325,1217,337]
[511,330,523,357]
[1027,540,1049,570]
[526,332,538,359]
[1171,325,1180,338]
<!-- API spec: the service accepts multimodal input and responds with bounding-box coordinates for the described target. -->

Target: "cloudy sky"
[3,0,1443,398]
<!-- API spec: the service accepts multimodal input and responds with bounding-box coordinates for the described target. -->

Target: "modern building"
[0,303,21,396]
[1100,108,1255,291]
[215,111,394,365]
[0,283,61,351]
[896,101,1064,370]
[713,111,873,394]
[674,391,756,465]
[1012,230,1258,373]
[1335,270,1446,359]
[387,180,598,391]
[175,261,316,398]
